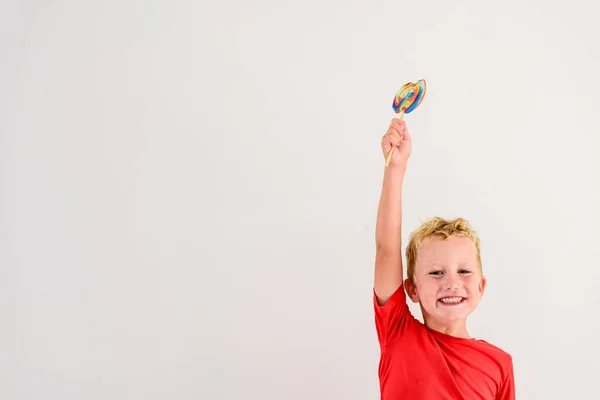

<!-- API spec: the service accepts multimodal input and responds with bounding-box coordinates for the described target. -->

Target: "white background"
[2,1,599,399]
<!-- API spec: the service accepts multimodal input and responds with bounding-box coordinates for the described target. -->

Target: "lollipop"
[386,79,427,167]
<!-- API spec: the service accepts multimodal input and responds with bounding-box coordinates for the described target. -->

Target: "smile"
[438,297,466,306]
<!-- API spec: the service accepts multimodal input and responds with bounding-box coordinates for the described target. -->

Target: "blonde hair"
[405,217,482,282]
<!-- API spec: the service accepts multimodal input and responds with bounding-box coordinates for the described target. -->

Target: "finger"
[383,133,399,147]
[389,126,404,141]
[396,119,407,134]
[389,121,406,139]
[390,118,404,132]
[386,130,402,147]
[384,132,400,147]
[385,123,398,136]
[400,121,411,141]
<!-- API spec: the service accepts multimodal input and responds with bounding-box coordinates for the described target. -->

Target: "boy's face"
[405,236,486,324]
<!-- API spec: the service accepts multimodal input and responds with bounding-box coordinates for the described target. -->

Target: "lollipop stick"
[385,111,405,167]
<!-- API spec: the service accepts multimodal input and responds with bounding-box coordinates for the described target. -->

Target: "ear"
[479,275,487,296]
[404,278,420,303]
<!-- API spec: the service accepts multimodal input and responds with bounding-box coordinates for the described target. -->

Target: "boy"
[373,118,515,399]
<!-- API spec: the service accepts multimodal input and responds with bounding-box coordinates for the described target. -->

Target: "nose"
[444,275,460,290]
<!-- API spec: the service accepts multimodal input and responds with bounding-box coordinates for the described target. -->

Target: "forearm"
[375,164,406,251]
[374,118,410,301]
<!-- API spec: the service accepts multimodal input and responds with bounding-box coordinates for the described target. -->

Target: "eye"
[459,269,472,274]
[429,271,443,276]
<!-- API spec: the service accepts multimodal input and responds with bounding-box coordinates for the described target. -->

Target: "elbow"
[376,238,401,254]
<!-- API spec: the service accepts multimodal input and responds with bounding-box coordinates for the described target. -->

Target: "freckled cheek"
[461,276,478,286]
[465,281,483,294]
[414,282,437,301]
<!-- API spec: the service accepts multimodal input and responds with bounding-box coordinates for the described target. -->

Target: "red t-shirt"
[374,286,515,400]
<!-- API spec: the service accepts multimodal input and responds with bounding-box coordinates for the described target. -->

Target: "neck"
[423,314,470,338]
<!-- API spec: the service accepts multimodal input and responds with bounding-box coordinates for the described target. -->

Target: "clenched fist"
[382,118,412,167]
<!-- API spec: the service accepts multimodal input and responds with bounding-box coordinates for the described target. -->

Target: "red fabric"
[374,286,515,400]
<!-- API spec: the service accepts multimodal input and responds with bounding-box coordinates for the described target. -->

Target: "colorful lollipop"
[386,79,427,167]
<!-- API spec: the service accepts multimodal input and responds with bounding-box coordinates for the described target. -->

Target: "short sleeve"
[496,359,516,400]
[373,285,417,346]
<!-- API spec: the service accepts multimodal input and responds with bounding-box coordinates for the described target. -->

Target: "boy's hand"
[382,118,412,167]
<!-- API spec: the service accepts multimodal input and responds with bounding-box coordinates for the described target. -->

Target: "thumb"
[401,121,412,142]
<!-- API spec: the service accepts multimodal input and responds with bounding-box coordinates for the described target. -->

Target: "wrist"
[385,162,408,176]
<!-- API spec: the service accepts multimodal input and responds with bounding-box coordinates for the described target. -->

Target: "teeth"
[440,297,463,304]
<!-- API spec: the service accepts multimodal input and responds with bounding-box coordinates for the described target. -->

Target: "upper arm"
[374,246,404,305]
[496,360,516,399]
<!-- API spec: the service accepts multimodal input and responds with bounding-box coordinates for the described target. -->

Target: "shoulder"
[476,339,513,367]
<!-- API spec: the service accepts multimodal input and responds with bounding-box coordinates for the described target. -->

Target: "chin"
[424,302,475,321]
[438,311,471,321]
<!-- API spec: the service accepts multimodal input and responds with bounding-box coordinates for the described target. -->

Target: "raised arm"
[374,118,412,305]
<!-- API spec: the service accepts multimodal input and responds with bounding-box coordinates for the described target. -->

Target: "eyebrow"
[426,262,444,267]
[422,264,443,271]
[424,261,472,268]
